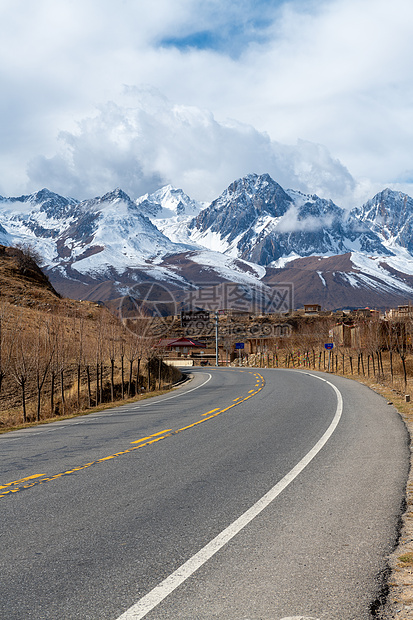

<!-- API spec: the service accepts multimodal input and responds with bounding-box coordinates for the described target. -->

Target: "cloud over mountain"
[2,174,413,310]
[27,90,356,206]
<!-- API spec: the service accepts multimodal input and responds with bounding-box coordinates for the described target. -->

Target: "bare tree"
[383,318,397,383]
[0,303,13,395]
[13,242,44,267]
[119,327,126,399]
[48,316,61,416]
[94,314,104,405]
[34,320,55,421]
[75,315,84,407]
[56,318,69,415]
[10,331,32,423]
[395,318,410,388]
[106,318,117,402]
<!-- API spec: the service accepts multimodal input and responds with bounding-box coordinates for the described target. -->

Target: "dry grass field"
[0,245,180,431]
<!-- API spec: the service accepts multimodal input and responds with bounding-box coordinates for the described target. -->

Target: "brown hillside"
[263,253,413,310]
[0,244,61,308]
[0,245,173,430]
[0,244,106,320]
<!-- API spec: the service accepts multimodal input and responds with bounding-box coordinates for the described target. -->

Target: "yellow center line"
[0,373,266,500]
[0,473,46,490]
[131,430,172,444]
[202,408,220,416]
[233,397,241,402]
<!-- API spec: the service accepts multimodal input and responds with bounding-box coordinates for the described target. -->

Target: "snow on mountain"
[0,187,79,218]
[351,188,413,255]
[189,250,266,284]
[0,177,399,277]
[136,185,207,247]
[137,184,204,219]
[0,188,80,234]
[0,188,82,260]
[187,174,392,266]
[0,222,10,246]
[52,189,199,274]
[349,252,413,295]
[263,252,413,310]
[189,173,293,257]
[0,187,195,276]
[2,177,413,308]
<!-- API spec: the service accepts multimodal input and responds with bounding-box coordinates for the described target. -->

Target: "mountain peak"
[228,172,285,196]
[351,188,413,252]
[189,173,293,246]
[188,175,392,265]
[31,188,63,200]
[100,188,133,203]
[1,177,413,308]
[80,188,139,215]
[136,184,203,219]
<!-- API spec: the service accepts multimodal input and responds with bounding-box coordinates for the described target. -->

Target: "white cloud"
[233,0,413,188]
[0,0,413,206]
[27,90,356,205]
[277,204,335,233]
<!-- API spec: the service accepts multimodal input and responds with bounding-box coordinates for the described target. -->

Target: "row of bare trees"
[244,315,413,392]
[0,304,180,427]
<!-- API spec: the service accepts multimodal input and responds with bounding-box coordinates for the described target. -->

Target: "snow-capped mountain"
[0,186,267,301]
[0,188,196,274]
[2,175,413,309]
[0,188,79,243]
[136,184,206,245]
[351,188,413,255]
[0,222,10,246]
[137,184,204,220]
[53,188,197,274]
[187,174,391,265]
[263,252,413,310]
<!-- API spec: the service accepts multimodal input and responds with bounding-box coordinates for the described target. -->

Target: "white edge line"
[133,373,212,408]
[115,372,343,620]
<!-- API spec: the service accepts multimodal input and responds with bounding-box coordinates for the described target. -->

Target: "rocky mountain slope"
[187,174,392,264]
[351,188,413,254]
[1,175,413,310]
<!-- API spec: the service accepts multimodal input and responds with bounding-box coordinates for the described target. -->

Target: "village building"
[303,303,322,315]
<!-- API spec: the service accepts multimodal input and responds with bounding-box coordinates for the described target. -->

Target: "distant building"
[386,303,413,319]
[156,337,206,357]
[303,304,322,315]
[354,307,380,318]
[329,323,353,347]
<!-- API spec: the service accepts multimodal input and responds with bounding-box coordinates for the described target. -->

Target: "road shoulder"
[367,383,413,619]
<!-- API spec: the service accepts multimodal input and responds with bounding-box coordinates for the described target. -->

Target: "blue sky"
[159,1,290,56]
[1,0,413,207]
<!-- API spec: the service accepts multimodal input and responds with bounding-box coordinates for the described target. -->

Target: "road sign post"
[215,311,219,367]
[235,342,244,366]
[324,343,334,372]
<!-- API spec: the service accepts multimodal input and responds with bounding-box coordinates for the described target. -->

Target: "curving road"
[0,368,409,620]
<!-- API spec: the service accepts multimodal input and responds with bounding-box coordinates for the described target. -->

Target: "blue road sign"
[235,342,245,350]
[324,343,334,350]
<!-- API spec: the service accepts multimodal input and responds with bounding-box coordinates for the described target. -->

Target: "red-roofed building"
[156,337,208,366]
[156,337,206,350]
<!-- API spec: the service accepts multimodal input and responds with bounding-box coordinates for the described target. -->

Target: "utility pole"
[215,311,219,367]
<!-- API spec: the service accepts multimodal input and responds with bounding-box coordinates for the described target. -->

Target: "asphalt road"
[0,368,409,620]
